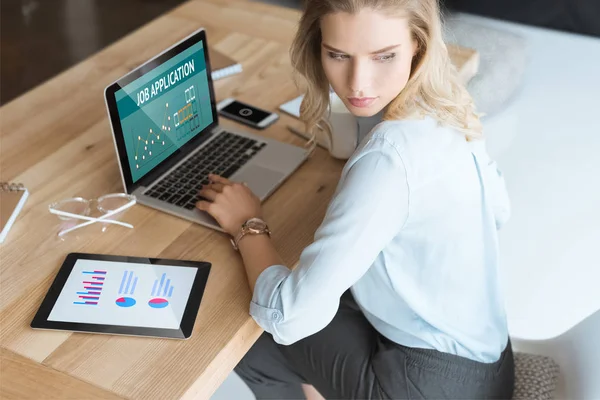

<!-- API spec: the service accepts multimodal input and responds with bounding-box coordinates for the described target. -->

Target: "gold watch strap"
[233,227,249,250]
[231,223,271,251]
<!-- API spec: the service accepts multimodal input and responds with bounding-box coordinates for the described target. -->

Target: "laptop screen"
[114,40,214,183]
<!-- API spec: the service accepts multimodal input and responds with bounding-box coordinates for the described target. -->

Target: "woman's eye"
[326,52,396,62]
[375,53,396,62]
[327,52,348,61]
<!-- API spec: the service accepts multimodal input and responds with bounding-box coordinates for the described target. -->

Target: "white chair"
[511,309,600,399]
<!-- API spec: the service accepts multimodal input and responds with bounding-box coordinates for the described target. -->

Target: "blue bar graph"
[152,273,174,298]
[158,273,166,295]
[125,271,133,293]
[130,277,138,294]
[119,271,138,295]
[119,271,128,293]
[151,280,158,297]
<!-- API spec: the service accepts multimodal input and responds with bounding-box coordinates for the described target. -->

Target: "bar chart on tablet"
[73,270,106,305]
[49,259,198,329]
[149,272,174,308]
[115,270,139,308]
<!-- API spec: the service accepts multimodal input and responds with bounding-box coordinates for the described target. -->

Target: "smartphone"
[217,98,279,129]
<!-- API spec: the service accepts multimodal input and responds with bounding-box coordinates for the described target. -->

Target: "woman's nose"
[348,59,371,94]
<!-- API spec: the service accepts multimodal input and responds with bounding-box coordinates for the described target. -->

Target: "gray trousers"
[235,290,514,399]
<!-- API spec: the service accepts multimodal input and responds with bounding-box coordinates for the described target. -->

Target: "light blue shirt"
[249,116,511,363]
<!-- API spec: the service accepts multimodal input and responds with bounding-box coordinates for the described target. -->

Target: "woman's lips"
[347,97,377,108]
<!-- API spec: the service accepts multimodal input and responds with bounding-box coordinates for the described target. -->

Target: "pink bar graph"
[77,271,105,305]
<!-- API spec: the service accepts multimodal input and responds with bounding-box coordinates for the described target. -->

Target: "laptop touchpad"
[233,165,284,199]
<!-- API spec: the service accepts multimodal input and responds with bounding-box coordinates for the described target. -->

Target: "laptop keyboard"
[143,131,267,210]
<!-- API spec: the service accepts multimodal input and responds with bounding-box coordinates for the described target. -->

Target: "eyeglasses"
[49,193,136,237]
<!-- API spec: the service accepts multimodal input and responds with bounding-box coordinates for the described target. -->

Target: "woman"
[196,0,515,398]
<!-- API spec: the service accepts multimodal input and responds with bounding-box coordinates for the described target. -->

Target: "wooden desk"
[0,1,344,398]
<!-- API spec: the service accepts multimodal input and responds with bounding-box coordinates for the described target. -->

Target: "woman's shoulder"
[364,116,465,155]
[371,117,446,145]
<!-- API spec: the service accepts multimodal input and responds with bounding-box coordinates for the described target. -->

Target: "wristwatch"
[230,217,271,251]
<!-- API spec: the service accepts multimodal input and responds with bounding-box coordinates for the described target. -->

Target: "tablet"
[31,253,211,339]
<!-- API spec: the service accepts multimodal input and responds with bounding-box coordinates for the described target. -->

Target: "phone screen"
[221,101,272,124]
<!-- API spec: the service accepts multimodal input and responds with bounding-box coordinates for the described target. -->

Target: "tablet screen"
[48,258,197,330]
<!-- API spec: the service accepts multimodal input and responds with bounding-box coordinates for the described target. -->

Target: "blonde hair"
[289,0,482,151]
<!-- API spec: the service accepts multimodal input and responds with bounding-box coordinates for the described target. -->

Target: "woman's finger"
[198,187,218,202]
[205,182,226,193]
[209,173,233,185]
[195,200,212,212]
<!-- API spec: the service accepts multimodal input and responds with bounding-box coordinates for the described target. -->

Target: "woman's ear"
[411,37,419,57]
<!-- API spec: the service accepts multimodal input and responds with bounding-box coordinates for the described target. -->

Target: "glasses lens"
[98,195,133,213]
[52,199,89,220]
[97,195,134,223]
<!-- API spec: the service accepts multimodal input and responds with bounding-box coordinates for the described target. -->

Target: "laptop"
[104,28,308,232]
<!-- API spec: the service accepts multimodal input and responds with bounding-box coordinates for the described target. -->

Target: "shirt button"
[271,311,280,321]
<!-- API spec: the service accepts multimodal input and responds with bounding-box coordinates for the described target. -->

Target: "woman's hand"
[196,174,263,236]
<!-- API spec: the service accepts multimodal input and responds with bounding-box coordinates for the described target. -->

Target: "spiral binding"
[0,182,26,192]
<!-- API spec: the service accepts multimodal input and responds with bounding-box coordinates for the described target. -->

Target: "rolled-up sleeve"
[249,136,410,345]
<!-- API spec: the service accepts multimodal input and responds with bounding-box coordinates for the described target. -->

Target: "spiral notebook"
[0,182,29,243]
[209,49,242,81]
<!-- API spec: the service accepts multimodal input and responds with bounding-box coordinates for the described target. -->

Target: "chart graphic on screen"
[149,272,175,308]
[48,259,199,330]
[73,270,106,306]
[131,102,172,170]
[115,40,213,183]
[115,270,139,308]
[132,85,205,171]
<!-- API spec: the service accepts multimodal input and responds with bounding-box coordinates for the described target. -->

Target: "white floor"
[210,371,256,400]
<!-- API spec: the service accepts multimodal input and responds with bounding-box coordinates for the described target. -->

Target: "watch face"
[246,218,267,232]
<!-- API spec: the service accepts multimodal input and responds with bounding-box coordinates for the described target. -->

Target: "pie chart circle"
[116,297,136,307]
[149,298,169,308]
